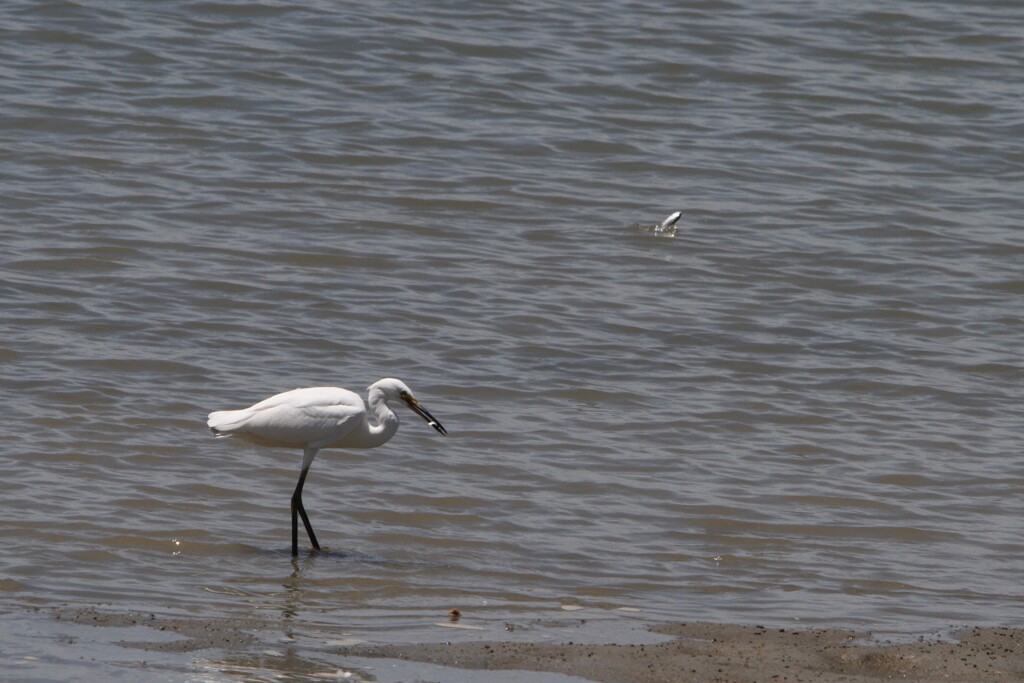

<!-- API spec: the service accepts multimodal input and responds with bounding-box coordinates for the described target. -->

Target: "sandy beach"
[48,607,1024,682]
[335,622,1024,683]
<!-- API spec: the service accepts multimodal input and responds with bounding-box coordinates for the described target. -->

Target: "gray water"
[2,0,1023,679]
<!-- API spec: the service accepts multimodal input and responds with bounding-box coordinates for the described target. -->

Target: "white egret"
[207,378,447,556]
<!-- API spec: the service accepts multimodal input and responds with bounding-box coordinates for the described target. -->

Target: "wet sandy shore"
[336,622,1024,682]
[50,607,1024,682]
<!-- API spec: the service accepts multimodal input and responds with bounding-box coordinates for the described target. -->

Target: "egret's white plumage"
[210,387,380,449]
[207,378,447,555]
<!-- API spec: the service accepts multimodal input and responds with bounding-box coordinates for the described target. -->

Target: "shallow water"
[2,0,1023,679]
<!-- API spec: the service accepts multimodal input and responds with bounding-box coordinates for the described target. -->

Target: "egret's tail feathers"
[207,409,251,437]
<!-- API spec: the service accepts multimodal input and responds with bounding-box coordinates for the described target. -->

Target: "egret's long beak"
[404,396,448,436]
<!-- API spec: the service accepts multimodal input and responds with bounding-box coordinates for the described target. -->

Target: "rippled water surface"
[2,0,1022,679]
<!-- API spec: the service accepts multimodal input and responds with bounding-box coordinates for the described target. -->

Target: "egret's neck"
[364,392,400,448]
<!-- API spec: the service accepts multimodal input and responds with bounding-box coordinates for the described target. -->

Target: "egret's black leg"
[291,465,320,556]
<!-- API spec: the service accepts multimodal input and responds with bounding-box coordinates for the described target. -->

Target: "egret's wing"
[244,386,364,412]
[209,387,366,448]
[236,401,364,448]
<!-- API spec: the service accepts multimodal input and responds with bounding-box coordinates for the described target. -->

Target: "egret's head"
[368,377,412,401]
[368,378,448,436]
